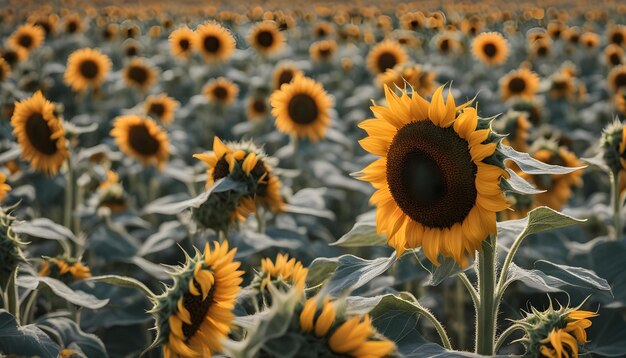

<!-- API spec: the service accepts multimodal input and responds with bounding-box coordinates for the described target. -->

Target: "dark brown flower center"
[318,47,332,59]
[277,70,294,88]
[17,34,33,49]
[316,27,328,37]
[508,77,527,93]
[614,72,626,89]
[483,42,497,58]
[213,157,230,180]
[252,98,266,113]
[128,124,160,155]
[127,65,148,85]
[2,50,18,66]
[552,80,567,91]
[35,21,51,35]
[148,102,165,118]
[67,21,78,33]
[439,39,450,52]
[179,38,190,50]
[536,45,548,56]
[410,20,420,30]
[377,52,398,73]
[569,34,579,43]
[79,59,99,79]
[610,53,622,66]
[181,278,215,340]
[287,94,319,125]
[26,112,58,155]
[256,30,274,48]
[213,86,228,100]
[386,120,477,228]
[125,46,138,57]
[612,32,624,45]
[203,35,220,53]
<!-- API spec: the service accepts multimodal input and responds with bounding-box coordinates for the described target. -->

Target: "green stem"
[457,272,478,309]
[5,268,19,324]
[255,208,265,233]
[476,235,497,356]
[494,323,524,353]
[414,303,452,350]
[454,278,467,349]
[21,290,38,325]
[611,170,622,241]
[64,158,74,232]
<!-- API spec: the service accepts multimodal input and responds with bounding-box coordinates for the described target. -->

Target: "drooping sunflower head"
[501,67,541,101]
[366,40,408,75]
[530,38,552,58]
[608,65,626,94]
[548,71,576,100]
[11,91,69,175]
[601,119,626,174]
[194,21,236,63]
[144,94,179,125]
[459,15,483,36]
[495,110,532,153]
[122,58,157,91]
[471,31,509,66]
[270,75,333,143]
[435,35,460,55]
[202,77,239,106]
[516,302,597,358]
[1,47,27,68]
[64,48,112,93]
[400,11,426,31]
[547,21,565,39]
[8,24,45,53]
[272,62,303,91]
[605,44,624,67]
[169,27,197,59]
[96,170,128,214]
[38,256,92,283]
[124,40,141,57]
[309,40,337,63]
[31,14,57,36]
[248,21,285,56]
[253,253,308,301]
[356,85,510,266]
[150,242,243,358]
[110,115,170,169]
[0,207,25,287]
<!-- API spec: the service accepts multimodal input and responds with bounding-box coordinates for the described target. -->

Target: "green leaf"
[502,168,544,195]
[534,260,612,293]
[136,221,186,256]
[321,253,397,296]
[331,211,387,247]
[0,310,60,358]
[498,144,585,175]
[36,316,107,358]
[505,262,611,295]
[84,275,155,299]
[12,218,79,244]
[581,151,610,173]
[305,257,339,289]
[17,275,109,309]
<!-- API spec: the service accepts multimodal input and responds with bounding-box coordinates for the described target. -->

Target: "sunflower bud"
[0,207,25,287]
[600,119,625,175]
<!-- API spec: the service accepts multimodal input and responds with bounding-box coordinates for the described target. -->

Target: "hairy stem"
[476,235,497,355]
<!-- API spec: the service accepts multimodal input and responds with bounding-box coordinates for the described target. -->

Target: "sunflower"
[102,23,118,41]
[202,77,239,106]
[366,40,408,75]
[605,44,624,67]
[565,27,581,45]
[144,94,179,125]
[11,91,68,175]
[459,15,484,36]
[608,25,626,47]
[435,35,460,55]
[124,40,141,57]
[270,75,333,143]
[471,32,509,66]
[548,72,576,100]
[169,27,197,59]
[296,296,395,357]
[1,47,27,68]
[248,21,285,56]
[312,22,334,38]
[122,58,157,91]
[194,22,236,63]
[400,12,426,31]
[608,65,626,94]
[39,257,91,282]
[0,58,10,82]
[497,111,532,153]
[96,170,128,213]
[8,24,45,54]
[356,85,510,266]
[247,96,268,120]
[501,68,541,101]
[0,172,10,202]
[63,48,112,93]
[378,64,437,97]
[616,90,626,115]
[110,115,170,169]
[530,39,552,58]
[63,14,83,34]
[258,253,308,292]
[309,40,337,62]
[547,21,565,39]
[31,14,57,36]
[272,62,303,90]
[152,241,243,358]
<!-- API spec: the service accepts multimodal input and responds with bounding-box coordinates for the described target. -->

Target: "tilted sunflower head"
[253,253,308,303]
[168,27,197,59]
[10,91,69,175]
[600,119,625,174]
[0,57,11,83]
[0,205,25,287]
[309,40,337,63]
[149,241,243,358]
[608,65,626,94]
[194,21,236,63]
[0,172,10,202]
[515,301,597,358]
[144,94,179,125]
[38,256,92,283]
[616,90,626,116]
[110,114,170,169]
[604,44,624,67]
[355,85,510,266]
[64,48,112,93]
[247,96,268,121]
[96,170,128,214]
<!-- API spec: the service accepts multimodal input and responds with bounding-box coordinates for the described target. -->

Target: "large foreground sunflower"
[356,85,510,265]
[11,91,69,175]
[110,115,169,169]
[151,242,243,358]
[194,22,236,63]
[471,32,509,66]
[270,75,333,142]
[64,48,112,92]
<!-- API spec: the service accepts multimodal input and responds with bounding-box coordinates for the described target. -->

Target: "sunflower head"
[8,24,45,53]
[169,27,197,59]
[356,85,510,266]
[309,40,337,63]
[63,14,83,34]
[581,32,599,49]
[495,110,532,153]
[515,302,597,358]
[501,68,541,101]
[144,94,179,125]
[601,119,626,174]
[0,206,25,287]
[202,77,239,106]
[616,90,626,115]
[96,170,128,214]
[272,62,303,91]
[435,35,460,55]
[110,115,170,169]
[194,21,236,63]
[471,31,509,66]
[254,253,308,297]
[64,48,112,93]
[122,58,157,91]
[38,256,92,283]
[548,72,576,100]
[11,91,69,175]
[608,65,626,94]
[150,242,243,358]
[366,40,408,75]
[248,21,285,56]
[608,25,626,47]
[270,75,333,143]
[1,47,27,68]
[378,64,438,97]
[312,22,334,38]
[247,96,268,121]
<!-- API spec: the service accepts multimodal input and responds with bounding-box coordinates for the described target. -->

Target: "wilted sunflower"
[295,296,395,357]
[39,257,91,281]
[366,40,408,75]
[605,44,624,67]
[247,96,268,120]
[309,40,337,62]
[194,22,235,63]
[202,77,239,106]
[257,253,308,292]
[151,241,243,358]
[0,58,10,82]
[272,62,303,90]
[64,48,112,92]
[270,75,333,143]
[608,65,626,94]
[169,27,196,59]
[8,24,45,54]
[0,172,10,202]
[608,25,626,47]
[122,58,157,91]
[248,21,285,56]
[356,85,510,265]
[501,67,541,101]
[110,115,170,169]
[11,91,69,175]
[471,32,509,66]
[144,94,179,125]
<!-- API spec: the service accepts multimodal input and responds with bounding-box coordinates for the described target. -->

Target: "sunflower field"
[2,0,626,357]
